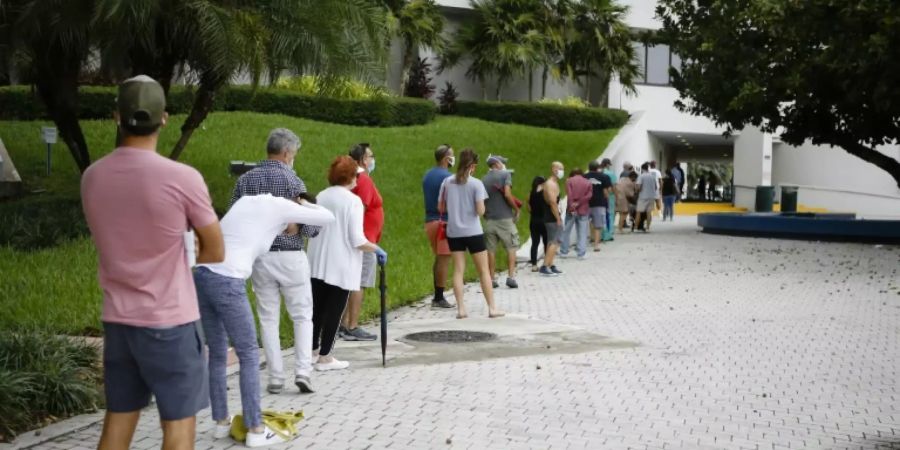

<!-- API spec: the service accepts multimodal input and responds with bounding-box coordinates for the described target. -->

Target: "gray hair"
[266,128,301,155]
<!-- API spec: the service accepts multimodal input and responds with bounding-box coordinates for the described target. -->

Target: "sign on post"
[41,126,57,176]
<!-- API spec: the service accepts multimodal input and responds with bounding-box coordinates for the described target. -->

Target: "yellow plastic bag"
[230,410,305,442]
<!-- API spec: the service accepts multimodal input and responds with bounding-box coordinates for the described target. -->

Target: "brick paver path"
[23,217,900,449]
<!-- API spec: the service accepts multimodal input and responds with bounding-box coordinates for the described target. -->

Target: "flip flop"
[489,312,506,318]
[456,314,468,319]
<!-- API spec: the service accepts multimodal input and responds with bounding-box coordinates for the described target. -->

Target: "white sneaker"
[246,426,288,447]
[314,357,350,371]
[213,418,231,439]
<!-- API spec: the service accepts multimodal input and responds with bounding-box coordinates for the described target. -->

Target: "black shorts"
[103,321,209,421]
[447,234,487,254]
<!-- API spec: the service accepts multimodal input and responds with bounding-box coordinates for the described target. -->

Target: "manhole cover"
[403,330,498,343]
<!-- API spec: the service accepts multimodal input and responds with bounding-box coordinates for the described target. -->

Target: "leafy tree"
[437,81,459,114]
[1,0,95,172]
[389,0,445,95]
[96,0,389,161]
[657,0,900,188]
[442,0,548,101]
[559,0,637,105]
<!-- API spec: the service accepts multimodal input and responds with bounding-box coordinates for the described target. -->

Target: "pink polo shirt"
[81,147,218,327]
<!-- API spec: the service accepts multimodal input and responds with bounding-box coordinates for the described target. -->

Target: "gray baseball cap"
[117,75,166,129]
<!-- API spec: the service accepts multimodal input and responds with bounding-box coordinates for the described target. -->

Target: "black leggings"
[529,221,548,266]
[311,278,350,357]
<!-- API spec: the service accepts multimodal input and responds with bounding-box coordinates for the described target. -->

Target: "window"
[633,42,680,86]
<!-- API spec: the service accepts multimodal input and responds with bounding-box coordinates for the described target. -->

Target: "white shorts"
[637,198,655,213]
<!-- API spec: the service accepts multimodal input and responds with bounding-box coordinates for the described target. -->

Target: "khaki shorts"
[637,198,655,213]
[484,218,520,251]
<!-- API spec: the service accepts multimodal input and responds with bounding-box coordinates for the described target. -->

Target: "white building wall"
[772,142,900,218]
[732,127,773,211]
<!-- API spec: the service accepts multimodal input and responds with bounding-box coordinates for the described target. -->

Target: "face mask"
[556,169,564,179]
[448,156,455,167]
[367,158,375,174]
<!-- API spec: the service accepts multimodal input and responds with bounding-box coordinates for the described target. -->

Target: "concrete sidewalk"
[11,216,900,449]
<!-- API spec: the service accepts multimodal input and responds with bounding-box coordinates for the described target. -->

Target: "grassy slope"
[0,113,616,338]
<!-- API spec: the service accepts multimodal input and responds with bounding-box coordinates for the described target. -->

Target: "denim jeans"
[663,195,677,220]
[194,267,262,429]
[559,213,590,257]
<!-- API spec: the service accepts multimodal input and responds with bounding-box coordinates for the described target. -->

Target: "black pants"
[311,278,350,357]
[529,221,548,266]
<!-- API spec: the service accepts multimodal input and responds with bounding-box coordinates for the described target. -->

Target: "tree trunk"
[835,138,900,190]
[399,39,416,96]
[541,65,549,99]
[585,74,592,104]
[35,72,91,173]
[495,78,502,101]
[169,73,224,161]
[480,77,487,101]
[528,71,533,102]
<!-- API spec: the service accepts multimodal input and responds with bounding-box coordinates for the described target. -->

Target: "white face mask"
[448,156,455,168]
[367,158,375,174]
[556,169,564,179]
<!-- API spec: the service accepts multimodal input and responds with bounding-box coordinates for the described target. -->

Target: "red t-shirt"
[351,170,384,243]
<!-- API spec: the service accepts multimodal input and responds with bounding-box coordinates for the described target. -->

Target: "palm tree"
[1,0,95,172]
[559,0,638,105]
[442,0,547,101]
[94,0,389,161]
[390,0,445,96]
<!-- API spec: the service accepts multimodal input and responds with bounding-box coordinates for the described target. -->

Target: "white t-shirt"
[307,186,369,291]
[200,194,335,280]
[650,168,663,198]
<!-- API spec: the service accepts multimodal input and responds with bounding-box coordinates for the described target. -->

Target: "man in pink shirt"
[81,75,224,449]
[558,167,593,259]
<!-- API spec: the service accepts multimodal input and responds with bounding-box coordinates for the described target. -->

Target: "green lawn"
[0,112,617,340]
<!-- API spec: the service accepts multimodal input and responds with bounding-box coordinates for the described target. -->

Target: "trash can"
[780,186,798,213]
[755,185,774,212]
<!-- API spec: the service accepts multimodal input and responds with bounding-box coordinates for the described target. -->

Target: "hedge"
[453,100,629,131]
[0,85,436,127]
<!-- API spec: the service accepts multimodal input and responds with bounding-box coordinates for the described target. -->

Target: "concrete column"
[732,126,773,211]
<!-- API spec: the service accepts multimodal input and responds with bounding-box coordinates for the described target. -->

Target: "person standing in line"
[421,144,455,308]
[438,149,505,319]
[341,143,384,341]
[527,176,548,272]
[614,170,638,232]
[539,162,565,276]
[82,75,225,450]
[584,160,613,251]
[232,128,320,395]
[599,158,618,242]
[195,195,334,446]
[649,160,663,218]
[482,154,521,289]
[635,162,658,232]
[661,169,678,221]
[671,160,685,200]
[307,156,387,371]
[558,168,593,259]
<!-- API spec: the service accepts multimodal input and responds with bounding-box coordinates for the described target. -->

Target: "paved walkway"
[18,216,900,449]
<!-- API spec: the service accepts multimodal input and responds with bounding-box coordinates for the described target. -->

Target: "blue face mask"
[367,158,376,174]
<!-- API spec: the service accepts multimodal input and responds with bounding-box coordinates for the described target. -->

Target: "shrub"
[0,85,434,127]
[274,75,389,100]
[452,100,628,130]
[0,331,102,442]
[539,96,591,108]
[438,82,459,114]
[403,57,435,99]
[0,197,88,251]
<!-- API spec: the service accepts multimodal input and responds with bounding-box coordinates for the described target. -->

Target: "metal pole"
[46,143,52,176]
